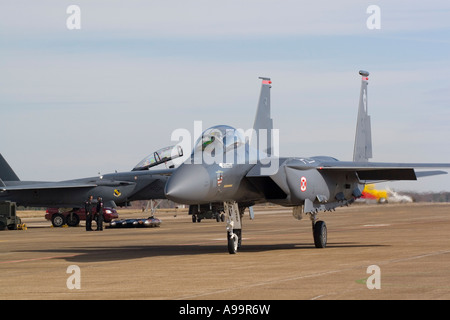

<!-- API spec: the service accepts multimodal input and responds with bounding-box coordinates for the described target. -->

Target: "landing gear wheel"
[313,220,327,248]
[192,214,197,223]
[227,231,239,254]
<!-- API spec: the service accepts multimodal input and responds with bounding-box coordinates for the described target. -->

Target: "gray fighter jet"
[0,145,182,209]
[165,72,450,254]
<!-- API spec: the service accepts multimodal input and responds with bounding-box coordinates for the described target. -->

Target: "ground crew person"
[84,195,94,231]
[96,196,104,231]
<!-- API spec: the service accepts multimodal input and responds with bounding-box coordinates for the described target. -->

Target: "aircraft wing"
[0,179,136,192]
[246,158,449,197]
[310,161,450,181]
[0,181,98,192]
[282,160,450,181]
[244,159,449,210]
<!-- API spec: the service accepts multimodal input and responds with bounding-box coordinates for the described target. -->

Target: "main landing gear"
[312,220,327,248]
[294,206,328,249]
[309,210,327,248]
[222,202,328,254]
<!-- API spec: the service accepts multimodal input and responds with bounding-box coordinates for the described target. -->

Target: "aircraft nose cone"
[165,164,211,204]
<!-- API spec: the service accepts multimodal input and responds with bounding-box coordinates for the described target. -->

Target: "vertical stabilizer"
[353,70,373,162]
[0,154,20,181]
[253,77,274,155]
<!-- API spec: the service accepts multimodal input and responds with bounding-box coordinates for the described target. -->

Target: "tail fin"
[0,154,20,181]
[353,70,373,162]
[253,77,274,155]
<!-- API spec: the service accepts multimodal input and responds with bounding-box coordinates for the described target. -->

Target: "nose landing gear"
[224,201,242,254]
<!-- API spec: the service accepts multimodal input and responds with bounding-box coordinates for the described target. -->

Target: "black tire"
[51,213,66,228]
[66,213,80,227]
[313,220,327,248]
[227,231,238,254]
[192,214,197,223]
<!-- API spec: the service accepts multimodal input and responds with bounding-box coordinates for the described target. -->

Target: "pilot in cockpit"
[196,125,245,153]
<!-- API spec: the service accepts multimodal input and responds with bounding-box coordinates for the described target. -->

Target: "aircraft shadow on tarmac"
[19,243,388,263]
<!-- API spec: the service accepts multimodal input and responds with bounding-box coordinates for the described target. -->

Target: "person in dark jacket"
[85,195,94,231]
[95,196,104,231]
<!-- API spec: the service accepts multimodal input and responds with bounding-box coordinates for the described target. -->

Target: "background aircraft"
[165,72,450,254]
[0,145,182,210]
[361,184,413,204]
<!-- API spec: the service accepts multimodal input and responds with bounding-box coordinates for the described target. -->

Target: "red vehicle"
[45,207,119,227]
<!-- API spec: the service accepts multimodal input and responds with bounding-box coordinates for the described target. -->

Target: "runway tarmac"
[1,203,450,300]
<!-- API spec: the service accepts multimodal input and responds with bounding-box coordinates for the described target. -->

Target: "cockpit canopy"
[192,125,245,155]
[133,145,183,171]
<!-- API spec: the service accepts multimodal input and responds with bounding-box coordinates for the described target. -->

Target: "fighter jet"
[165,72,450,254]
[0,145,182,210]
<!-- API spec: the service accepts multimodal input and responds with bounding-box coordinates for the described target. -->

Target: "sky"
[1,0,450,192]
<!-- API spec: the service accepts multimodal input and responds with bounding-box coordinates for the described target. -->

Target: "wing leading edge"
[317,162,448,182]
[285,160,450,181]
[0,182,98,192]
